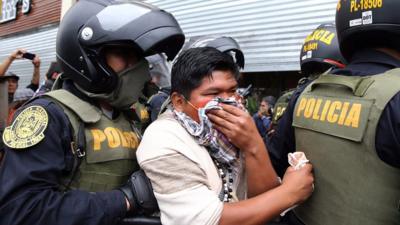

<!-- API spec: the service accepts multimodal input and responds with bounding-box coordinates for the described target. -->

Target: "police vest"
[292,70,400,225]
[44,90,140,192]
[272,76,317,125]
[272,90,293,125]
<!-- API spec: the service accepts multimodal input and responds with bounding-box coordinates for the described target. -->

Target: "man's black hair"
[171,47,240,99]
[262,96,276,107]
[0,72,19,82]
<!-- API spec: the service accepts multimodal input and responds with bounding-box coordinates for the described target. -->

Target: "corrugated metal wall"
[0,26,58,88]
[145,0,338,72]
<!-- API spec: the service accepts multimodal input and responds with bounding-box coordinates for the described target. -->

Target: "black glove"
[119,169,159,215]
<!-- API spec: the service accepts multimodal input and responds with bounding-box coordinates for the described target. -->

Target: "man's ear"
[171,92,185,112]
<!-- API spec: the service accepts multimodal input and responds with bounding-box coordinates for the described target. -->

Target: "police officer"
[0,0,184,225]
[145,54,172,122]
[271,89,293,128]
[270,1,400,224]
[272,23,346,128]
[267,23,346,177]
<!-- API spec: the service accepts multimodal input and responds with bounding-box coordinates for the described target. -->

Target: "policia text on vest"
[90,128,139,151]
[296,97,362,128]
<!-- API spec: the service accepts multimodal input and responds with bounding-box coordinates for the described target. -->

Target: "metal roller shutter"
[0,25,58,88]
[145,0,338,72]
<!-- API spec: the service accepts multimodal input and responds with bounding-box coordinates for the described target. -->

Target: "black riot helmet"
[56,0,184,94]
[300,23,346,75]
[336,0,400,61]
[179,36,245,68]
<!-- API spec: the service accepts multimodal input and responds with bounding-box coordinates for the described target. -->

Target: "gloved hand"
[119,170,159,215]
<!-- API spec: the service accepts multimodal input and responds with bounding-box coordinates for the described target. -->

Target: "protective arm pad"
[119,169,159,215]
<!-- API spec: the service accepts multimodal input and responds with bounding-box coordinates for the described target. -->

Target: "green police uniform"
[292,70,400,225]
[272,77,315,126]
[272,90,294,125]
[45,90,140,192]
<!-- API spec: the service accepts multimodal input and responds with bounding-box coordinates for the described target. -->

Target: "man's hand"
[9,49,26,60]
[1,49,26,76]
[32,56,41,68]
[281,164,314,205]
[207,103,263,151]
[119,170,159,215]
[208,103,280,196]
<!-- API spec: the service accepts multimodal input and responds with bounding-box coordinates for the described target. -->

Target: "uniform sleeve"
[0,99,127,225]
[137,121,223,225]
[265,87,305,177]
[375,92,400,168]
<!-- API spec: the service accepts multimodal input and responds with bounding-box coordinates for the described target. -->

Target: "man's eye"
[205,93,218,96]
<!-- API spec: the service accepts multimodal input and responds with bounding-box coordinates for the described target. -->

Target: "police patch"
[2,106,48,149]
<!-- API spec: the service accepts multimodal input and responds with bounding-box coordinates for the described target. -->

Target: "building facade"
[0,0,61,87]
[1,0,339,96]
[145,0,338,96]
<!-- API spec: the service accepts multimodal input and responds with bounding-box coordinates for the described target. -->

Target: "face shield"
[146,53,172,88]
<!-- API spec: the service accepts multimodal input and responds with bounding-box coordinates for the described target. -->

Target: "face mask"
[77,59,151,110]
[182,95,200,111]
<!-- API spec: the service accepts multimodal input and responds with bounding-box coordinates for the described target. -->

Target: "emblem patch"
[2,106,48,149]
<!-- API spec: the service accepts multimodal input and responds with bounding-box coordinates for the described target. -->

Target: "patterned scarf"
[172,97,244,189]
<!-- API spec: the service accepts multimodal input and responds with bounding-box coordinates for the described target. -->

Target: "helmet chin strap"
[323,59,345,69]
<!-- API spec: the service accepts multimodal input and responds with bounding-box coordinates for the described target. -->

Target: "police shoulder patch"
[2,105,48,149]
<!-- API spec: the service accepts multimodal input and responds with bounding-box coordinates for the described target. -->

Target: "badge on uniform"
[2,106,48,149]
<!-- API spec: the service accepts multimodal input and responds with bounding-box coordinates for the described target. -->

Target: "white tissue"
[280,152,309,216]
[288,152,310,170]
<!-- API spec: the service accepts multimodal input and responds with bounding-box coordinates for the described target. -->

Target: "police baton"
[118,216,162,225]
